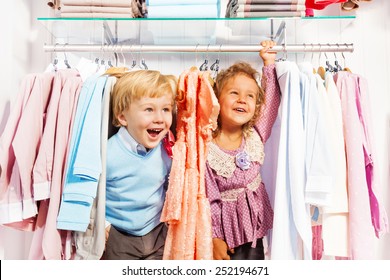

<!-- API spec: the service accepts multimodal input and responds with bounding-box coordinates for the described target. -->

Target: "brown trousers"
[103,223,167,260]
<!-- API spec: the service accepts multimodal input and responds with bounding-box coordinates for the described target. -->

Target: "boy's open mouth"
[147,129,163,137]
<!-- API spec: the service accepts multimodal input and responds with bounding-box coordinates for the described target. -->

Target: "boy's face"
[118,94,173,149]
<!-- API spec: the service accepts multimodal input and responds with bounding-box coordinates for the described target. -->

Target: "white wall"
[0,0,389,259]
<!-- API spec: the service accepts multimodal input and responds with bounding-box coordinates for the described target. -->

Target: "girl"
[205,41,281,260]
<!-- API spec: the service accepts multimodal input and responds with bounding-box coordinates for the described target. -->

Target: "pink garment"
[356,76,388,237]
[334,71,375,259]
[33,71,69,201]
[28,69,82,259]
[43,71,82,260]
[59,12,134,18]
[60,6,133,14]
[0,73,55,230]
[161,69,219,260]
[206,65,280,250]
[0,74,36,224]
[312,225,323,260]
[60,0,132,6]
[305,8,314,16]
[13,72,54,219]
[305,0,347,9]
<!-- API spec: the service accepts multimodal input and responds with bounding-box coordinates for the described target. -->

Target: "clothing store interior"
[0,0,389,261]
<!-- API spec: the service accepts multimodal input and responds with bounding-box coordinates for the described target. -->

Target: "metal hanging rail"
[43,43,354,53]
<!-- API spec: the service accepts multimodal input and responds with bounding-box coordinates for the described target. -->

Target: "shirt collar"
[117,126,147,154]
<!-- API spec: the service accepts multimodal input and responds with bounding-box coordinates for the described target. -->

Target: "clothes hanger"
[209,44,221,82]
[140,58,148,70]
[311,44,317,74]
[139,45,148,70]
[199,44,210,71]
[317,46,326,79]
[276,43,287,62]
[199,58,209,71]
[324,51,335,74]
[302,43,307,62]
[191,44,200,71]
[105,45,129,75]
[52,44,59,72]
[334,51,343,72]
[127,45,147,70]
[63,43,71,69]
[341,44,352,72]
[210,58,220,75]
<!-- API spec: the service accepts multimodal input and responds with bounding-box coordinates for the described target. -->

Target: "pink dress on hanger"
[161,68,219,260]
[334,71,376,259]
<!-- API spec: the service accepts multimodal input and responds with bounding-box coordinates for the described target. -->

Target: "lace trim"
[207,129,265,178]
[220,174,262,201]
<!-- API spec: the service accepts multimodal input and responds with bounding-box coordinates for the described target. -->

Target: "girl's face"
[218,74,258,131]
[118,94,173,149]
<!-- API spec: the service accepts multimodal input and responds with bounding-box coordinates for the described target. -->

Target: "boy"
[103,70,177,260]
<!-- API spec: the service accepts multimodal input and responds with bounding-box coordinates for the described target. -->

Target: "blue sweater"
[105,131,172,236]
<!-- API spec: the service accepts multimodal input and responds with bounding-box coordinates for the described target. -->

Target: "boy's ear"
[117,113,128,126]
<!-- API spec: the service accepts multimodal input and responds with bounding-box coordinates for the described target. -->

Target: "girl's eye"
[163,108,171,113]
[248,94,255,99]
[145,108,153,112]
[230,91,238,95]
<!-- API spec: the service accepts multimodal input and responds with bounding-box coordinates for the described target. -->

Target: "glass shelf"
[37,16,356,49]
[37,16,356,21]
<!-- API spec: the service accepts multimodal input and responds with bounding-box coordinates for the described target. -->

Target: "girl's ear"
[117,113,128,126]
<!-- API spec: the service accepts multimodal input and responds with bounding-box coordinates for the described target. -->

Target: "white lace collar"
[207,129,265,178]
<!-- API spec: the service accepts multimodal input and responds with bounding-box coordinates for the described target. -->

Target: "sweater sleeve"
[254,64,281,143]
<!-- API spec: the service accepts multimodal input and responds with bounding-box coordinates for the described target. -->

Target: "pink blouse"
[205,64,280,249]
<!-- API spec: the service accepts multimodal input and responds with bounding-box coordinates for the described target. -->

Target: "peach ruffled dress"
[160,68,219,260]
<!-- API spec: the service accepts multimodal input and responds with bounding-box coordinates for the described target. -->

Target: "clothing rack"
[43,43,354,53]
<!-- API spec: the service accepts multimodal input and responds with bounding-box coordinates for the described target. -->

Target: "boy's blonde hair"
[213,61,265,137]
[111,70,177,127]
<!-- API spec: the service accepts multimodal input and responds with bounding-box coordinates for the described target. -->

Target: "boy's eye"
[163,108,171,112]
[230,91,238,95]
[145,108,153,112]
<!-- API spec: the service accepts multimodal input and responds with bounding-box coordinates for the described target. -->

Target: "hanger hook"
[310,43,315,62]
[139,45,148,70]
[63,43,71,68]
[121,45,126,66]
[317,44,324,68]
[53,43,59,65]
[282,43,287,61]
[200,44,210,71]
[129,45,136,68]
[194,43,200,66]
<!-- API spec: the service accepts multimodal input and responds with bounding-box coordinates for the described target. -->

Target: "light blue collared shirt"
[117,127,147,155]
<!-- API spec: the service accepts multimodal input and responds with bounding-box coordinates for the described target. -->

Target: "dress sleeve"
[254,64,281,143]
[205,163,223,239]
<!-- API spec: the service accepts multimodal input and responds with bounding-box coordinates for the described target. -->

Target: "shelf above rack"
[37,16,356,21]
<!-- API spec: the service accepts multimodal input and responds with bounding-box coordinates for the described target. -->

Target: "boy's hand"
[259,40,277,66]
